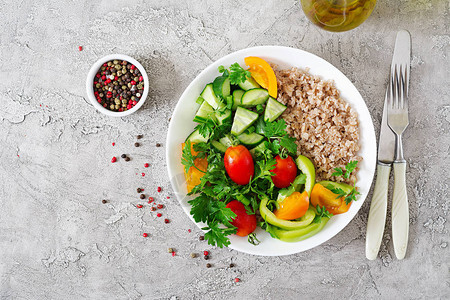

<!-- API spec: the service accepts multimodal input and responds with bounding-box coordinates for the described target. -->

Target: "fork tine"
[399,64,405,109]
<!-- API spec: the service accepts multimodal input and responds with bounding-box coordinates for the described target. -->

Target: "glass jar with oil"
[301,0,377,32]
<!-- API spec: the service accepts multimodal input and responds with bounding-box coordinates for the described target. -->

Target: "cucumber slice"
[237,132,264,148]
[264,97,287,122]
[201,84,225,110]
[211,140,227,153]
[231,107,259,136]
[241,88,269,107]
[193,101,216,123]
[219,134,234,147]
[213,76,231,98]
[249,141,268,157]
[238,77,260,90]
[185,128,208,143]
[232,90,244,110]
[215,109,232,125]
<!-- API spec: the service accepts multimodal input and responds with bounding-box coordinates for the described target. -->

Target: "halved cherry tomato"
[244,56,277,98]
[226,200,257,236]
[271,155,297,188]
[310,183,352,215]
[224,145,254,185]
[182,143,208,193]
[274,191,310,220]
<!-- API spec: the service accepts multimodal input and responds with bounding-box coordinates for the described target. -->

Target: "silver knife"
[365,31,410,260]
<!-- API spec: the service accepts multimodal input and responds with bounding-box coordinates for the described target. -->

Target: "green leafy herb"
[313,205,333,223]
[279,135,297,155]
[247,233,261,245]
[229,63,251,85]
[181,140,206,173]
[332,160,359,179]
[263,119,288,138]
[203,222,236,248]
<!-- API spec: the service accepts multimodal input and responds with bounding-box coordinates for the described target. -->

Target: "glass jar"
[301,0,377,32]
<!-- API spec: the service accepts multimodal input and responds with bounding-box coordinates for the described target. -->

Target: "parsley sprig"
[313,205,333,223]
[181,140,206,173]
[329,161,360,204]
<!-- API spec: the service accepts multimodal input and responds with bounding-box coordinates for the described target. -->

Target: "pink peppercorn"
[157,187,162,192]
[130,80,136,85]
[234,278,240,283]
[112,142,115,146]
[203,251,209,256]
[157,204,164,209]
[144,163,149,168]
[136,204,143,208]
[164,219,170,223]
[139,76,143,81]
[172,252,176,257]
[188,229,191,233]
[157,213,162,217]
[141,173,145,177]
[78,46,83,51]
[143,233,148,237]
[131,65,136,70]
[111,157,117,163]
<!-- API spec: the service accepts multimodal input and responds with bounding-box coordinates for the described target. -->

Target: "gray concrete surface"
[0,0,449,299]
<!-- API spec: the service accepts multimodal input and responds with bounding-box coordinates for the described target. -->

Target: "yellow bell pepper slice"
[181,143,208,193]
[244,56,277,98]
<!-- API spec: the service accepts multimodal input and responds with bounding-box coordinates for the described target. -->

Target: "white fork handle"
[392,162,409,259]
[366,164,390,260]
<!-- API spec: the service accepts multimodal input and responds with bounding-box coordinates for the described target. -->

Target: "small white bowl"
[86,54,149,117]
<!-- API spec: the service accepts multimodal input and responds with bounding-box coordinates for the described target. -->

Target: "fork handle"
[366,164,390,260]
[392,162,409,259]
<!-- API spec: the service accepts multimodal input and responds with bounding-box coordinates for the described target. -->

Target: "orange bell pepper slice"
[310,183,351,215]
[244,56,277,98]
[182,143,208,193]
[274,191,310,220]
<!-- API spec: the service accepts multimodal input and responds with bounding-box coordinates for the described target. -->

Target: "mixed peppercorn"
[93,60,144,112]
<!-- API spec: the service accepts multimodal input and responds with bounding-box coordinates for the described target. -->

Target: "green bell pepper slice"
[295,155,316,196]
[260,197,315,230]
[318,181,354,194]
[268,216,329,243]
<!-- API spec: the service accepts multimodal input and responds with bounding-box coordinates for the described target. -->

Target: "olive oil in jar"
[301,0,377,32]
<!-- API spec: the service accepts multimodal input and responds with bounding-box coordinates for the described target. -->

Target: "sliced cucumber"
[201,84,225,110]
[264,97,287,122]
[249,141,268,157]
[231,107,259,136]
[185,128,208,143]
[193,101,216,123]
[241,88,269,107]
[213,76,231,98]
[211,140,227,153]
[238,77,260,90]
[215,109,232,125]
[232,90,244,111]
[219,134,234,148]
[237,132,264,148]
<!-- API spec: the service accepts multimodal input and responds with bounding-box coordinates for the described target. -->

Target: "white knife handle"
[366,164,390,260]
[392,162,409,259]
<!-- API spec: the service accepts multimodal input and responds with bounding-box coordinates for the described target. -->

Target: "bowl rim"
[85,54,149,117]
[165,45,377,256]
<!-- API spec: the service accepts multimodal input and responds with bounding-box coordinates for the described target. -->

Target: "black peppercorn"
[121,154,126,158]
[134,142,140,147]
[199,236,205,241]
[204,255,209,260]
[124,157,130,162]
[137,135,143,139]
[206,263,211,268]
[137,188,142,193]
[229,263,234,268]
[102,200,107,204]
[156,143,161,147]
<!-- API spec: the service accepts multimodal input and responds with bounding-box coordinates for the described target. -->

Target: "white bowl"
[86,54,149,117]
[166,46,377,256]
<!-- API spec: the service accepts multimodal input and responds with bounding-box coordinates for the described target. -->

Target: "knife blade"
[366,31,410,260]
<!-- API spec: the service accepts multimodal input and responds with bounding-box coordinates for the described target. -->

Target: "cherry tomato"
[226,200,257,236]
[224,145,254,185]
[271,155,297,188]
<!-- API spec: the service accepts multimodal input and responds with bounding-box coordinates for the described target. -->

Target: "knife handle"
[392,162,409,259]
[366,164,390,260]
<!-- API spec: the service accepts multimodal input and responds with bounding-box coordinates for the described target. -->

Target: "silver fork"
[387,60,410,260]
